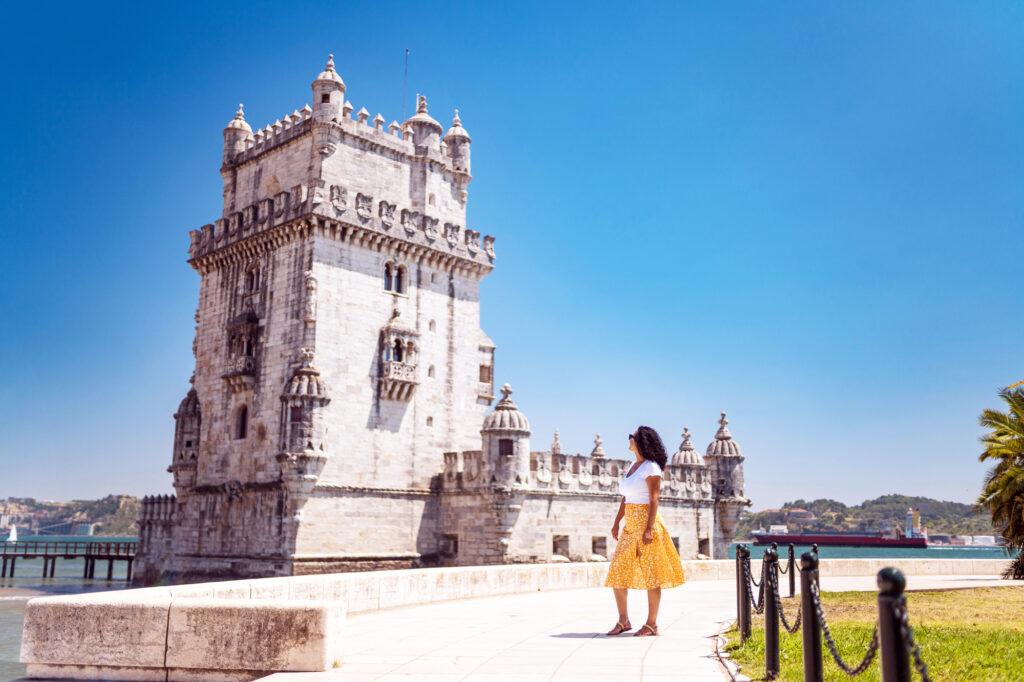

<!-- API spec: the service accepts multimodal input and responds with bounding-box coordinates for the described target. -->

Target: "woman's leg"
[645,587,661,626]
[614,588,629,623]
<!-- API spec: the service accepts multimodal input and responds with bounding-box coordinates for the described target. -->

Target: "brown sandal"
[633,623,658,637]
[606,620,631,635]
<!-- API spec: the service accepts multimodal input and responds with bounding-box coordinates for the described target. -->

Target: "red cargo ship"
[752,532,927,548]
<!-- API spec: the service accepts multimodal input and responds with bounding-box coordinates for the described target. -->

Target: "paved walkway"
[257,573,1021,682]
[264,580,736,682]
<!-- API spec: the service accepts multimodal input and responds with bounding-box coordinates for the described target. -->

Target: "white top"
[618,459,664,504]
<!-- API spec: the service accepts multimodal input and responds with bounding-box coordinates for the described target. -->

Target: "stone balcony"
[380,360,417,401]
[222,355,256,392]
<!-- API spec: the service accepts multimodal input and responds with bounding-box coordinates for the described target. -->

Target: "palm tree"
[977,386,1024,579]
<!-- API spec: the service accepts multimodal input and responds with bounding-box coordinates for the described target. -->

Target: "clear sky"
[1,2,1021,509]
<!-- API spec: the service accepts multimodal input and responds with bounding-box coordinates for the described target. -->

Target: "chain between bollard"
[768,562,801,633]
[809,580,880,676]
[895,598,932,682]
[743,557,766,614]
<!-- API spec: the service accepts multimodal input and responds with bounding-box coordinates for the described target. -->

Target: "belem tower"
[135,56,750,584]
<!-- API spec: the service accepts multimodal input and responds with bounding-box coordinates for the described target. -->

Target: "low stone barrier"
[20,558,1013,680]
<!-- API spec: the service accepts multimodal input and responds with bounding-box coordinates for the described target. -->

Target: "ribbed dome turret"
[403,94,443,132]
[671,427,703,465]
[282,349,330,401]
[443,109,471,142]
[482,383,531,434]
[224,104,253,135]
[283,366,328,398]
[706,412,742,457]
[176,388,200,417]
[313,54,345,88]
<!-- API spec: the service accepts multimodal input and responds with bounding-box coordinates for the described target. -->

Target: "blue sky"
[0,2,1021,508]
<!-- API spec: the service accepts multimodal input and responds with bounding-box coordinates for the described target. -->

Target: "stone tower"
[703,412,751,558]
[136,55,497,583]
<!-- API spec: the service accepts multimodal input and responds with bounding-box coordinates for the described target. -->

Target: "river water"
[0,539,1018,680]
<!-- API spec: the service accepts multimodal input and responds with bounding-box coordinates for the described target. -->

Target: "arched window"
[243,338,253,357]
[395,266,406,294]
[426,416,433,427]
[244,270,256,292]
[393,339,404,362]
[428,365,435,378]
[235,406,248,440]
[383,262,394,291]
[428,320,436,332]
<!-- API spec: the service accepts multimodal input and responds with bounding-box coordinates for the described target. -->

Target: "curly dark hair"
[634,425,668,469]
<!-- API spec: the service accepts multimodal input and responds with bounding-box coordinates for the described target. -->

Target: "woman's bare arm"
[612,497,625,540]
[643,476,661,543]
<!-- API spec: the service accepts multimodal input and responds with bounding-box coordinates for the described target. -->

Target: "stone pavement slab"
[261,579,736,681]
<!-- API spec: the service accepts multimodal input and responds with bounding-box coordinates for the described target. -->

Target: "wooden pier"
[1,540,136,582]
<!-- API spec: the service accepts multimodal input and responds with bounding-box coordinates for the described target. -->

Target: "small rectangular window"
[321,93,330,104]
[479,365,492,382]
[499,439,514,457]
[290,406,303,422]
[441,534,458,556]
[552,534,569,557]
[671,537,680,552]
[698,538,710,556]
[592,537,607,557]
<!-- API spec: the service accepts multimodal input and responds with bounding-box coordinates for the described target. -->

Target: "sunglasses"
[628,433,636,441]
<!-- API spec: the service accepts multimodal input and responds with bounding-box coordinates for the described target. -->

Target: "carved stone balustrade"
[381,360,418,401]
[221,355,256,392]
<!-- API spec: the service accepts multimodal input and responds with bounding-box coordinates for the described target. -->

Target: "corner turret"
[703,412,750,557]
[222,104,254,166]
[404,95,443,155]
[481,383,531,488]
[311,54,345,123]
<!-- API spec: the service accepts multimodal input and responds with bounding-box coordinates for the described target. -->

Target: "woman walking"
[604,426,686,636]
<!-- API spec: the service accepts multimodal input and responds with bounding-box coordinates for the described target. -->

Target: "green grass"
[724,587,1024,681]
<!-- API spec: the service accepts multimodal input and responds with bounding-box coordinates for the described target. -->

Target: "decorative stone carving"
[401,209,419,236]
[356,193,373,221]
[257,198,271,224]
[274,191,289,217]
[483,235,496,259]
[378,201,396,228]
[304,271,317,323]
[464,451,481,483]
[423,216,440,240]
[557,455,572,486]
[551,429,562,455]
[329,185,347,214]
[590,434,606,458]
[465,229,480,254]
[444,223,460,247]
[578,462,592,487]
[536,452,552,484]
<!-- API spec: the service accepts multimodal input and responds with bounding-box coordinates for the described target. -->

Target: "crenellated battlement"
[441,449,715,501]
[139,495,176,523]
[187,179,496,271]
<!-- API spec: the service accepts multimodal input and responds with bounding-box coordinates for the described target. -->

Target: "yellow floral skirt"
[604,504,686,590]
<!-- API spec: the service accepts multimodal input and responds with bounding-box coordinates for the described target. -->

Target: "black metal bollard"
[736,544,752,641]
[764,548,780,680]
[788,543,796,597]
[800,551,823,682]
[877,568,911,682]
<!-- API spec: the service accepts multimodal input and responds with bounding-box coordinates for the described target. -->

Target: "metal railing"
[735,544,932,682]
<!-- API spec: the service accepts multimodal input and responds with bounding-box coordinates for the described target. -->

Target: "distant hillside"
[1,495,141,536]
[736,494,994,539]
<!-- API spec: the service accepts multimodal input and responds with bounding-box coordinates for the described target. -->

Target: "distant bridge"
[0,540,136,581]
